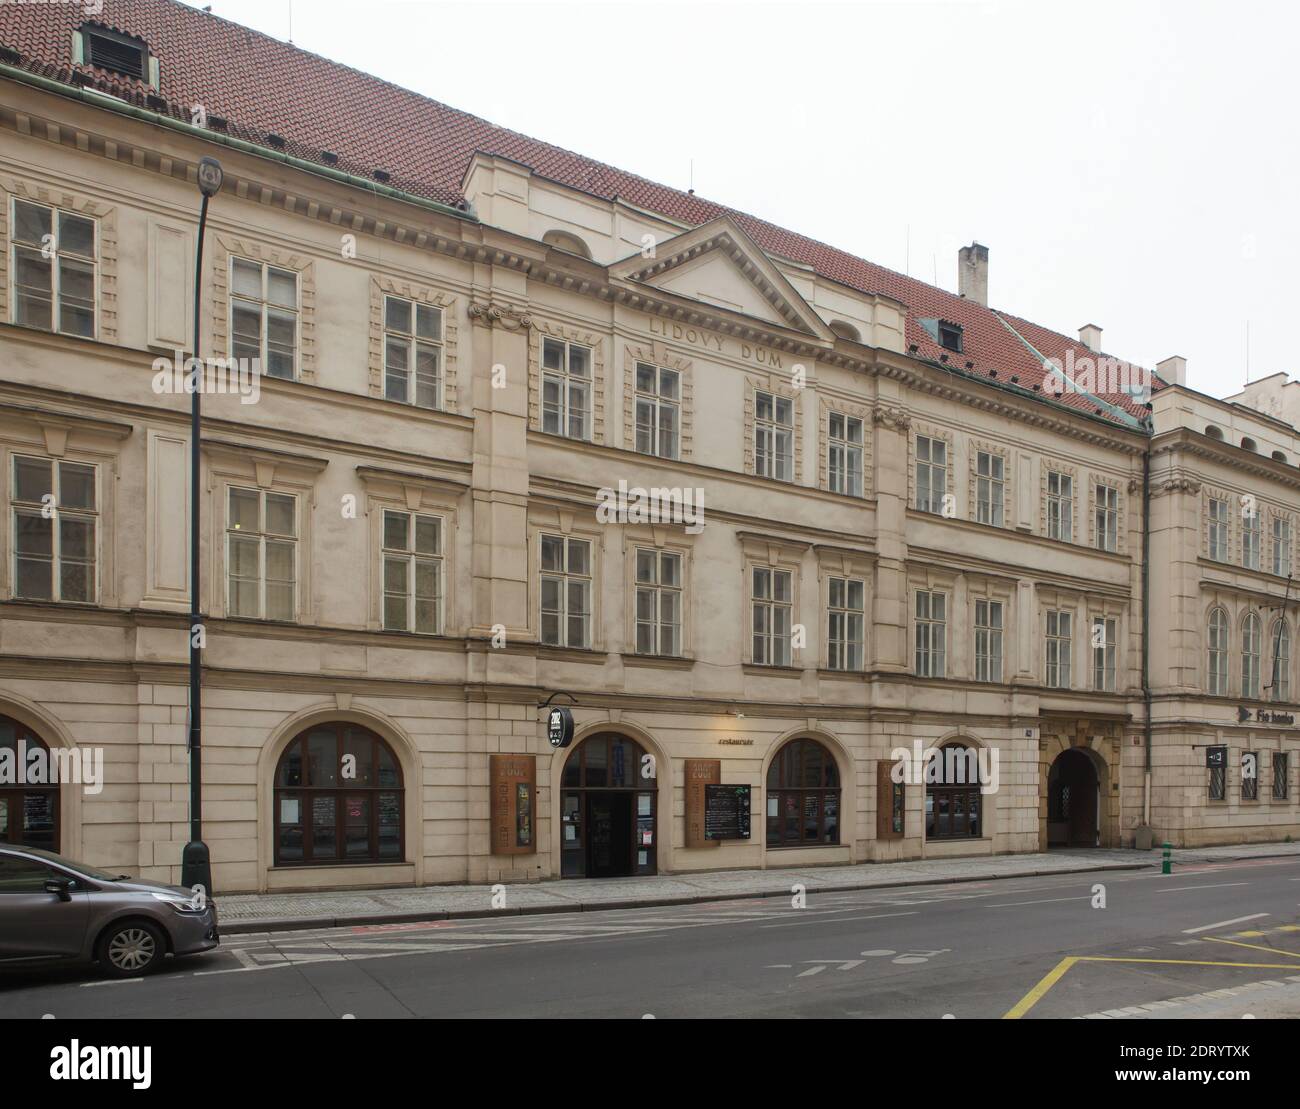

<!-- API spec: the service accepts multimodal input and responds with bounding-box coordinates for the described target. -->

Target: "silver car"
[0,845,219,977]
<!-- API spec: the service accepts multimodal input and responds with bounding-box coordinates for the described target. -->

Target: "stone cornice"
[1154,428,1300,490]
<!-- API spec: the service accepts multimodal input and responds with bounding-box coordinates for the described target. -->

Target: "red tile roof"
[0,0,1160,427]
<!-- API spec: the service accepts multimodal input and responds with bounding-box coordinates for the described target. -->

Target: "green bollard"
[1161,842,1172,875]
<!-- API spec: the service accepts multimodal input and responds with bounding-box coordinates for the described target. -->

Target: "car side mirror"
[44,877,73,902]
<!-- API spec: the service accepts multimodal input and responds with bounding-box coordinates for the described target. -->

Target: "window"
[10,198,97,337]
[975,451,1005,527]
[1242,752,1258,802]
[541,338,591,440]
[1274,752,1290,801]
[542,229,592,258]
[1274,516,1292,577]
[381,510,442,634]
[1242,612,1262,700]
[827,413,864,497]
[754,391,793,481]
[11,455,97,603]
[1242,506,1261,571]
[540,535,591,648]
[273,723,403,865]
[230,258,298,380]
[80,24,149,81]
[938,321,963,353]
[926,743,982,839]
[634,363,680,459]
[914,590,947,678]
[0,716,59,851]
[752,567,793,666]
[634,548,681,656]
[1270,620,1291,702]
[1045,609,1072,689]
[827,576,864,671]
[974,599,1003,682]
[1207,608,1229,696]
[1095,483,1119,552]
[383,296,442,409]
[766,738,840,847]
[915,435,947,514]
[1091,616,1117,692]
[1208,497,1228,562]
[1046,471,1073,542]
[226,487,296,621]
[1209,762,1226,801]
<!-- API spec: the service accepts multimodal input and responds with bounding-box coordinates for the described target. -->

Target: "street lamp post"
[181,155,224,897]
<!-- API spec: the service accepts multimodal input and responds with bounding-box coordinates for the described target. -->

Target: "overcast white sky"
[186,0,1299,399]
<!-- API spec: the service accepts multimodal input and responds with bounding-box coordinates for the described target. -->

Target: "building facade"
[0,1,1295,893]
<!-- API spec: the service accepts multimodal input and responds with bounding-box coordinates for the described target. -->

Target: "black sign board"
[547,707,574,749]
[704,784,751,841]
[1206,744,1227,769]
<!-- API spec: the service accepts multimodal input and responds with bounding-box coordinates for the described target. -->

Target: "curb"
[219,859,1154,936]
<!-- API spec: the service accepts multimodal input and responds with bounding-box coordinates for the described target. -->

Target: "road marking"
[79,977,142,988]
[1004,957,1078,1019]
[989,896,1092,908]
[759,911,918,930]
[1182,913,1269,934]
[1204,937,1300,961]
[1155,882,1249,893]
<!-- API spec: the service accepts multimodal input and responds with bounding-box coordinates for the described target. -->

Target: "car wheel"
[97,920,166,978]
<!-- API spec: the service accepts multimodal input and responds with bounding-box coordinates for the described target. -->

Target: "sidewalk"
[216,841,1300,935]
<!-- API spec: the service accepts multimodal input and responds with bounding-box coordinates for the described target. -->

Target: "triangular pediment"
[610,216,834,340]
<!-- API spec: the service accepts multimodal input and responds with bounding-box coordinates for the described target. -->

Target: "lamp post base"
[180,840,213,898]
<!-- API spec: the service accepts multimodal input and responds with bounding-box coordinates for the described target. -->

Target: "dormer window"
[938,321,963,353]
[77,24,157,88]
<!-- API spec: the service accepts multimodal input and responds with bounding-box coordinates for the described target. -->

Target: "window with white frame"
[1242,612,1262,700]
[974,599,1003,682]
[975,451,1005,527]
[916,435,947,514]
[634,363,680,459]
[383,296,442,409]
[541,338,591,440]
[827,576,864,671]
[1274,516,1292,578]
[381,509,442,634]
[827,413,864,497]
[914,590,947,678]
[10,455,97,603]
[1091,615,1117,692]
[1242,506,1261,571]
[230,258,298,380]
[1094,483,1119,552]
[1045,609,1072,689]
[752,566,793,665]
[1207,607,1229,695]
[540,534,591,647]
[1046,470,1073,542]
[1207,497,1229,562]
[10,198,97,337]
[635,548,681,656]
[754,391,794,481]
[1269,619,1291,702]
[226,487,296,620]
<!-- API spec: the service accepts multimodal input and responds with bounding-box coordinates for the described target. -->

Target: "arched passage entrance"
[560,732,657,878]
[1047,748,1099,847]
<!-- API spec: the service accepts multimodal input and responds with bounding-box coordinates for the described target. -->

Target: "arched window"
[829,320,861,342]
[274,723,403,865]
[1272,450,1289,463]
[0,716,59,850]
[1241,437,1258,452]
[1242,613,1262,700]
[766,738,840,847]
[1205,425,1224,441]
[1270,619,1291,702]
[542,229,592,259]
[1207,608,1229,695]
[925,743,983,840]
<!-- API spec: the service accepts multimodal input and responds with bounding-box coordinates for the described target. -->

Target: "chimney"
[1157,354,1187,387]
[1079,323,1103,352]
[957,242,988,307]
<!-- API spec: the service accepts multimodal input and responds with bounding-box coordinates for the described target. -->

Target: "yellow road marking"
[1204,936,1300,960]
[1234,930,1267,937]
[1003,957,1078,1019]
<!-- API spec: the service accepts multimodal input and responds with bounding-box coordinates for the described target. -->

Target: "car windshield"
[9,845,125,882]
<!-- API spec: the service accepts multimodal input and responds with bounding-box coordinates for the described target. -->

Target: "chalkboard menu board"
[704,784,751,841]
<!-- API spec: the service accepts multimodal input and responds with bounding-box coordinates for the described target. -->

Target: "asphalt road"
[5,856,1300,1018]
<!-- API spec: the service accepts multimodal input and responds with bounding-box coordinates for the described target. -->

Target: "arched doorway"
[560,733,656,878]
[1047,748,1099,847]
[765,737,841,847]
[0,715,60,851]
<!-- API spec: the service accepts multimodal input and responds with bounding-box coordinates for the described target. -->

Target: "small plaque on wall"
[685,759,721,848]
[490,754,537,855]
